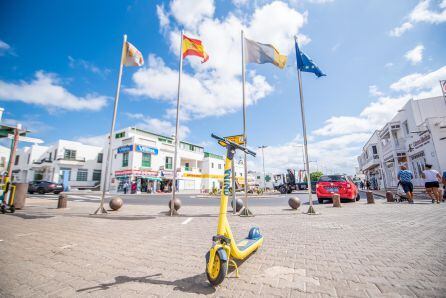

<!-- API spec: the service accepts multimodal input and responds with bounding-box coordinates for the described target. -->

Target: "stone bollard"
[366,191,375,204]
[332,194,341,207]
[386,191,394,203]
[109,197,123,211]
[288,197,301,210]
[57,193,67,209]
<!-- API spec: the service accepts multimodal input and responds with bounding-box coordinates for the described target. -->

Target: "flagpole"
[171,30,184,216]
[240,29,253,217]
[295,37,316,215]
[94,34,127,215]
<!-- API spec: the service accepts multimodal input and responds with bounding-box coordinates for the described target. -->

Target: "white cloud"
[389,22,413,37]
[368,85,384,97]
[232,0,249,7]
[308,0,335,3]
[76,134,108,147]
[127,1,308,119]
[156,4,170,28]
[0,39,15,56]
[390,0,446,37]
[409,0,446,23]
[390,65,446,93]
[404,44,424,65]
[68,56,110,77]
[170,0,215,30]
[0,71,108,111]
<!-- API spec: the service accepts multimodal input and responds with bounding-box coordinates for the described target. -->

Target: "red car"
[316,175,360,204]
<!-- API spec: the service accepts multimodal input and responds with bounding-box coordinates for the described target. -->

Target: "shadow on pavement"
[76,273,216,295]
[8,213,55,220]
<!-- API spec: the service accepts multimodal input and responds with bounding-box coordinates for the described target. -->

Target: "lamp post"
[258,145,267,191]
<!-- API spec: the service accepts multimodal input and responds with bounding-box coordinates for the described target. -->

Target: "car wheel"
[318,198,324,204]
[28,191,34,194]
[37,188,45,194]
[54,191,61,195]
[279,186,287,194]
[356,194,360,201]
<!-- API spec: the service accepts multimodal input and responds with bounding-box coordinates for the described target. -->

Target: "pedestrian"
[131,181,137,194]
[360,181,364,190]
[397,165,414,203]
[442,169,446,202]
[366,180,370,190]
[422,164,442,204]
[123,181,129,194]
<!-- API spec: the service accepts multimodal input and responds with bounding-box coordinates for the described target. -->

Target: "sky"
[0,0,445,174]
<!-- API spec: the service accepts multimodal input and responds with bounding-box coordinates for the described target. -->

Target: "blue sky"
[0,0,445,173]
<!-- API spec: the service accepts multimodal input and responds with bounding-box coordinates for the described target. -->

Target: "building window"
[185,162,190,171]
[92,170,101,181]
[97,153,103,163]
[122,152,129,167]
[165,157,173,169]
[142,153,151,167]
[403,121,409,135]
[77,169,88,181]
[14,155,19,165]
[49,152,52,161]
[64,149,76,160]
[115,132,125,139]
[211,162,214,169]
[218,164,222,169]
[372,145,377,155]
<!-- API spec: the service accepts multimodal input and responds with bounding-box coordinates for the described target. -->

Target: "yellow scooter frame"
[206,134,264,286]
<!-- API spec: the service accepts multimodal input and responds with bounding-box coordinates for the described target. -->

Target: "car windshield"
[319,175,346,182]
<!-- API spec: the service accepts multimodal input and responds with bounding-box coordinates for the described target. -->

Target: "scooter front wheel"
[206,250,227,286]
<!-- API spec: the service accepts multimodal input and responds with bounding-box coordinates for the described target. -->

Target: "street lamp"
[258,145,267,191]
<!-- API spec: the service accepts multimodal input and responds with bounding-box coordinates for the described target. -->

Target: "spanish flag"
[182,35,209,63]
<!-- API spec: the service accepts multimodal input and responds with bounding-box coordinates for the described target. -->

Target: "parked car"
[28,181,64,194]
[316,175,360,204]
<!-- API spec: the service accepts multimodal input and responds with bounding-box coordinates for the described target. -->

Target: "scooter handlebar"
[211,134,256,157]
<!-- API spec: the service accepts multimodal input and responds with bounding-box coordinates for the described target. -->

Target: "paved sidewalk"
[0,197,445,297]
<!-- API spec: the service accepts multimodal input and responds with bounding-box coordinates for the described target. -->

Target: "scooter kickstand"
[228,259,239,278]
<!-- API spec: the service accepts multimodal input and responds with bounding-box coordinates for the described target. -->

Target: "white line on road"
[181,218,193,225]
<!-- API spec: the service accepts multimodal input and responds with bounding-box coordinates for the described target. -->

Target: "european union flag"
[295,40,326,77]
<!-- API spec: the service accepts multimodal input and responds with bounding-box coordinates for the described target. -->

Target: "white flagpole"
[295,36,316,215]
[171,30,184,216]
[94,34,127,215]
[240,30,253,216]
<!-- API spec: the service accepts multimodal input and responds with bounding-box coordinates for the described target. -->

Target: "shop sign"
[115,169,158,177]
[135,145,158,155]
[159,170,173,179]
[411,133,430,150]
[117,145,134,153]
[115,170,133,177]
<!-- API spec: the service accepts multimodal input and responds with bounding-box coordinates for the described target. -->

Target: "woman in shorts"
[422,164,442,204]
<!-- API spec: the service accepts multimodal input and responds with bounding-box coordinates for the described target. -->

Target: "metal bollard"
[57,193,67,209]
[386,191,394,203]
[366,191,375,204]
[332,193,341,207]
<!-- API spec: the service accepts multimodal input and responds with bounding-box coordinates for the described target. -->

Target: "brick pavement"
[0,197,445,297]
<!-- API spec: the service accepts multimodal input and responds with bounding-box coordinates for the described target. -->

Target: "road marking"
[0,239,4,242]
[17,233,36,237]
[73,199,84,202]
[181,218,193,225]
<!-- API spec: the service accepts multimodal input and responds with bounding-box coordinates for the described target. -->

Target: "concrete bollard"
[386,191,394,203]
[57,193,67,209]
[332,194,341,207]
[366,191,375,204]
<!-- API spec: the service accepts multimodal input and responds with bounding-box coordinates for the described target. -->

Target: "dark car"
[28,181,64,194]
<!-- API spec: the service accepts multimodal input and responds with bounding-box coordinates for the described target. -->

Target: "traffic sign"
[224,134,245,145]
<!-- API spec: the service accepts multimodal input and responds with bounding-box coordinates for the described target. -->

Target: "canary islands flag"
[182,35,209,63]
[294,40,325,77]
[244,38,287,69]
[124,42,144,67]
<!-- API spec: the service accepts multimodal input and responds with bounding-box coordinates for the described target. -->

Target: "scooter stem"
[217,145,235,235]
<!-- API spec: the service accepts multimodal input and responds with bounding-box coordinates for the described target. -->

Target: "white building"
[0,145,10,174]
[358,96,446,188]
[103,127,206,193]
[12,140,103,188]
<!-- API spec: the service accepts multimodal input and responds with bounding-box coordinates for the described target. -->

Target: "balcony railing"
[33,158,52,164]
[57,157,86,162]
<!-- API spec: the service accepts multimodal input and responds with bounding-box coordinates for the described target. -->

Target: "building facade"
[358,96,446,188]
[0,145,10,174]
[12,140,103,188]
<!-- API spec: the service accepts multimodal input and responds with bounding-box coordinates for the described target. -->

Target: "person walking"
[123,181,129,194]
[422,164,442,204]
[397,165,414,203]
[442,169,446,202]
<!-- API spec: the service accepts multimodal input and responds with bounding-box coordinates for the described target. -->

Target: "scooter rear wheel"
[206,250,227,286]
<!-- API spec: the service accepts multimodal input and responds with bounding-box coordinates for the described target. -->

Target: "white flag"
[124,42,144,67]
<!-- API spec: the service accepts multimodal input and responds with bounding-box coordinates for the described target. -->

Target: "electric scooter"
[0,177,16,214]
[205,134,263,286]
